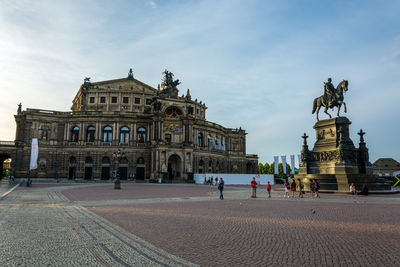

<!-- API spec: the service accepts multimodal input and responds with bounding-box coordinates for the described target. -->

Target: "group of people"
[204,176,221,186]
[283,179,320,198]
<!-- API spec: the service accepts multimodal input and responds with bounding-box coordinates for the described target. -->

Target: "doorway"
[167,154,182,182]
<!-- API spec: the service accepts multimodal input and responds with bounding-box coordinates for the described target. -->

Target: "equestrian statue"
[312,78,349,121]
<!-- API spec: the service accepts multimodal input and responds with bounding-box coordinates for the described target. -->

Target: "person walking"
[314,179,320,198]
[290,179,296,198]
[215,177,219,186]
[297,179,304,198]
[267,181,272,198]
[310,179,316,198]
[284,180,290,198]
[218,178,224,200]
[251,177,257,198]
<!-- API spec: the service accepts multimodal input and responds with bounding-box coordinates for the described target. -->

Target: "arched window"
[102,157,110,164]
[69,156,77,165]
[87,126,95,142]
[198,132,203,147]
[137,127,146,143]
[71,126,79,142]
[165,106,183,118]
[85,157,93,164]
[120,126,130,143]
[103,126,113,142]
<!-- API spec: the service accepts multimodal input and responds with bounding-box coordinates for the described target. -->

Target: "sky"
[0,0,399,165]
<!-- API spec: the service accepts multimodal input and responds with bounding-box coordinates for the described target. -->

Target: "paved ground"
[1,183,400,266]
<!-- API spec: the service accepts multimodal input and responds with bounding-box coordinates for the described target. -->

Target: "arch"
[0,153,12,179]
[137,127,146,143]
[87,126,95,142]
[103,126,113,142]
[120,126,130,144]
[102,157,110,164]
[246,162,253,174]
[198,159,204,174]
[168,154,182,182]
[118,157,129,180]
[208,160,212,172]
[101,156,110,180]
[84,156,93,180]
[198,132,203,147]
[165,106,183,118]
[68,156,77,180]
[71,126,79,142]
[136,157,145,180]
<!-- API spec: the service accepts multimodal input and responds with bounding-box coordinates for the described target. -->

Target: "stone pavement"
[0,185,197,267]
[1,183,400,266]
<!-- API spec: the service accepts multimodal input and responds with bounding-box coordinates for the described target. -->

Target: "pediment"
[89,78,157,94]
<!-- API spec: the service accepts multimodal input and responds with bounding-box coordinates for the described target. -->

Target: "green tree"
[263,163,270,174]
[257,163,264,174]
[268,162,292,178]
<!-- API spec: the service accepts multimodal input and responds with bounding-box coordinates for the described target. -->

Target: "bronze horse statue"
[312,80,349,121]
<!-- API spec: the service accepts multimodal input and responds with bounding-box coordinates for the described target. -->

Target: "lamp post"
[55,160,59,183]
[112,149,124,189]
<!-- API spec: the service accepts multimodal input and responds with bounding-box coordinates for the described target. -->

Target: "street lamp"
[112,149,124,189]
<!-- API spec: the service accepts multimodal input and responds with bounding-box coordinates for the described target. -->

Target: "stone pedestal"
[296,117,389,192]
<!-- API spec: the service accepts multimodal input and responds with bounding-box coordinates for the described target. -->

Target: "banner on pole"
[29,138,39,170]
[281,155,287,174]
[274,156,279,174]
[290,155,295,174]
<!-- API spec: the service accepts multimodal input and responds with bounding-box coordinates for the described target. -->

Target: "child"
[267,181,272,198]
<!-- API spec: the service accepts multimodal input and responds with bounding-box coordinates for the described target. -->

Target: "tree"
[263,163,270,174]
[268,162,292,178]
[257,163,264,174]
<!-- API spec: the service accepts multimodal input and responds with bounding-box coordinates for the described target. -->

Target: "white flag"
[281,156,287,174]
[290,155,295,174]
[29,138,39,170]
[274,156,279,174]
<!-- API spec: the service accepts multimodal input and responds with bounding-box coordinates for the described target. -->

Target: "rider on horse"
[324,78,336,108]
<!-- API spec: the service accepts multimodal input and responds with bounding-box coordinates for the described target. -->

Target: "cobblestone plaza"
[1,183,400,266]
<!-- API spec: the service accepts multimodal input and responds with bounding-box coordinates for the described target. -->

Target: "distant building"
[372,158,400,176]
[1,69,258,181]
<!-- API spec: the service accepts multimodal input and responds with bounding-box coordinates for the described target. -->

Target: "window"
[103,126,113,142]
[146,98,152,105]
[135,97,141,104]
[111,97,118,103]
[87,126,95,142]
[188,106,194,115]
[137,127,146,143]
[89,97,95,103]
[120,126,130,143]
[100,97,106,103]
[198,132,203,147]
[123,97,129,104]
[71,126,79,142]
[197,109,200,114]
[165,106,183,118]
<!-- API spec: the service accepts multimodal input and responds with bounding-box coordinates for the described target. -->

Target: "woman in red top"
[251,177,257,198]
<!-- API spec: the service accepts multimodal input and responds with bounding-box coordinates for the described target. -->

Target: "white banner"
[290,155,295,174]
[298,154,301,165]
[281,155,287,174]
[274,156,279,174]
[29,138,39,170]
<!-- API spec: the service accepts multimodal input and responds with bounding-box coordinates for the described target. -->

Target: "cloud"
[147,1,157,9]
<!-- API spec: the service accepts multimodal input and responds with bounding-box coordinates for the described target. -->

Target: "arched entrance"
[68,156,77,180]
[168,154,182,182]
[119,157,128,180]
[101,157,110,180]
[84,157,93,180]
[136,157,145,180]
[0,154,12,179]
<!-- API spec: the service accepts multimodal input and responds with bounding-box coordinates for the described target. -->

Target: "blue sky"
[0,0,399,164]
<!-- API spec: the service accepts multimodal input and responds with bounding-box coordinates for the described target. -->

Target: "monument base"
[295,117,390,192]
